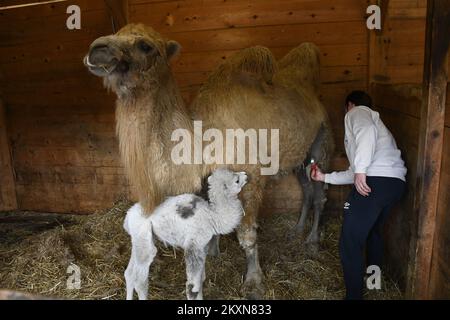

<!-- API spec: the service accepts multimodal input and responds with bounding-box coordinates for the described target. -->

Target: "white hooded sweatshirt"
[325,105,407,185]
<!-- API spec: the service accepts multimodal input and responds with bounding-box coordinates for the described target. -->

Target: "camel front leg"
[207,235,220,257]
[237,222,264,299]
[236,175,266,299]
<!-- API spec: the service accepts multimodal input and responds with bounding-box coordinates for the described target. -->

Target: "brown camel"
[84,24,334,299]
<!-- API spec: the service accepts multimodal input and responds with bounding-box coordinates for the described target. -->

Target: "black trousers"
[340,176,406,300]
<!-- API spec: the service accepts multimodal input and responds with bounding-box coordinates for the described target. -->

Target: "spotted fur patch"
[176,196,202,219]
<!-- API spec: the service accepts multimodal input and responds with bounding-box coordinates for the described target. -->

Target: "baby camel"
[123,168,248,300]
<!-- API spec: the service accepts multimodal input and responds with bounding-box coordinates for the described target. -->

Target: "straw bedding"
[0,200,402,300]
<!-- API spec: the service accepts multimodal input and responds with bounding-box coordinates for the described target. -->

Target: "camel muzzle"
[84,40,128,77]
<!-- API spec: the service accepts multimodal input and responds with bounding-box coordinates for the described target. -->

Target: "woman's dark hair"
[345,90,372,108]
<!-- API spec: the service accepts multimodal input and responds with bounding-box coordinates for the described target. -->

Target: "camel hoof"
[241,280,265,300]
[305,241,319,256]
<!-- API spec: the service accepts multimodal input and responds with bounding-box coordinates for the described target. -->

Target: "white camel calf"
[123,168,247,300]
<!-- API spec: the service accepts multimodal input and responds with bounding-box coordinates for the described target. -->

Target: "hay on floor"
[0,200,402,300]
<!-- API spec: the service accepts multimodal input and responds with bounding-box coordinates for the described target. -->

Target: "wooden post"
[104,0,129,32]
[0,100,17,211]
[368,0,390,87]
[408,0,450,300]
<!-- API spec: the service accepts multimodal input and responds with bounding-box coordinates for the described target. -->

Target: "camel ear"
[166,40,181,61]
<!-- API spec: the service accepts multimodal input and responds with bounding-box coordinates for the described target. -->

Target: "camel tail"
[277,42,321,94]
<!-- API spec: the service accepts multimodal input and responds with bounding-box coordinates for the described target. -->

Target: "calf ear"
[166,40,181,61]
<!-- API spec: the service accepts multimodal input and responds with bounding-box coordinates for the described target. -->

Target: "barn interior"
[0,0,448,299]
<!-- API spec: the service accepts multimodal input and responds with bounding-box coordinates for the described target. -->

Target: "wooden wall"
[370,0,426,292]
[371,83,422,290]
[0,1,131,213]
[370,0,450,298]
[0,0,370,214]
[431,98,450,298]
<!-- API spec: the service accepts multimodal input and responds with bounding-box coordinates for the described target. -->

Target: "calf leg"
[124,227,157,300]
[185,246,207,300]
[207,235,220,257]
[288,167,313,240]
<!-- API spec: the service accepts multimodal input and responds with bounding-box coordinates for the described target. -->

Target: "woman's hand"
[354,173,371,196]
[311,167,325,182]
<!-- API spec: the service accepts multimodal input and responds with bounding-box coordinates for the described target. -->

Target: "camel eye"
[137,40,154,54]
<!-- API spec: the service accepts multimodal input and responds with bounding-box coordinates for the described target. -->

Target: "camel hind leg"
[236,173,266,299]
[290,124,333,251]
[288,166,313,240]
[306,124,333,252]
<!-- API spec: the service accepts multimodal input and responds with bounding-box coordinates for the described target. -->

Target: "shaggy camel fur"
[84,23,334,298]
[124,169,247,300]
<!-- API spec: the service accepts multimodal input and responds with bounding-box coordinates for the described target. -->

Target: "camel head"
[84,23,181,95]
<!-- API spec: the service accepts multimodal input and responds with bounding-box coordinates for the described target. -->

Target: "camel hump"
[205,46,277,88]
[277,42,321,94]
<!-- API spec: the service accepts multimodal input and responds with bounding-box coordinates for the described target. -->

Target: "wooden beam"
[0,100,17,211]
[104,0,129,33]
[368,0,391,86]
[408,0,450,300]
[0,290,54,300]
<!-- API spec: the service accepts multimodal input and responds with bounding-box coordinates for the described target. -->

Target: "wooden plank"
[130,0,366,33]
[408,0,450,300]
[446,85,450,127]
[0,289,53,300]
[0,0,106,23]
[371,83,422,118]
[372,82,422,290]
[0,9,113,47]
[15,164,128,186]
[0,41,365,70]
[0,100,18,211]
[386,45,424,67]
[368,0,391,84]
[12,144,121,167]
[0,37,101,66]
[369,1,427,85]
[388,18,426,46]
[15,181,130,213]
[385,65,424,84]
[174,65,367,88]
[429,126,450,298]
[161,21,367,53]
[105,0,129,32]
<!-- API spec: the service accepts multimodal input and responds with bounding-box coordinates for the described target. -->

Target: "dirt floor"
[0,200,403,300]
